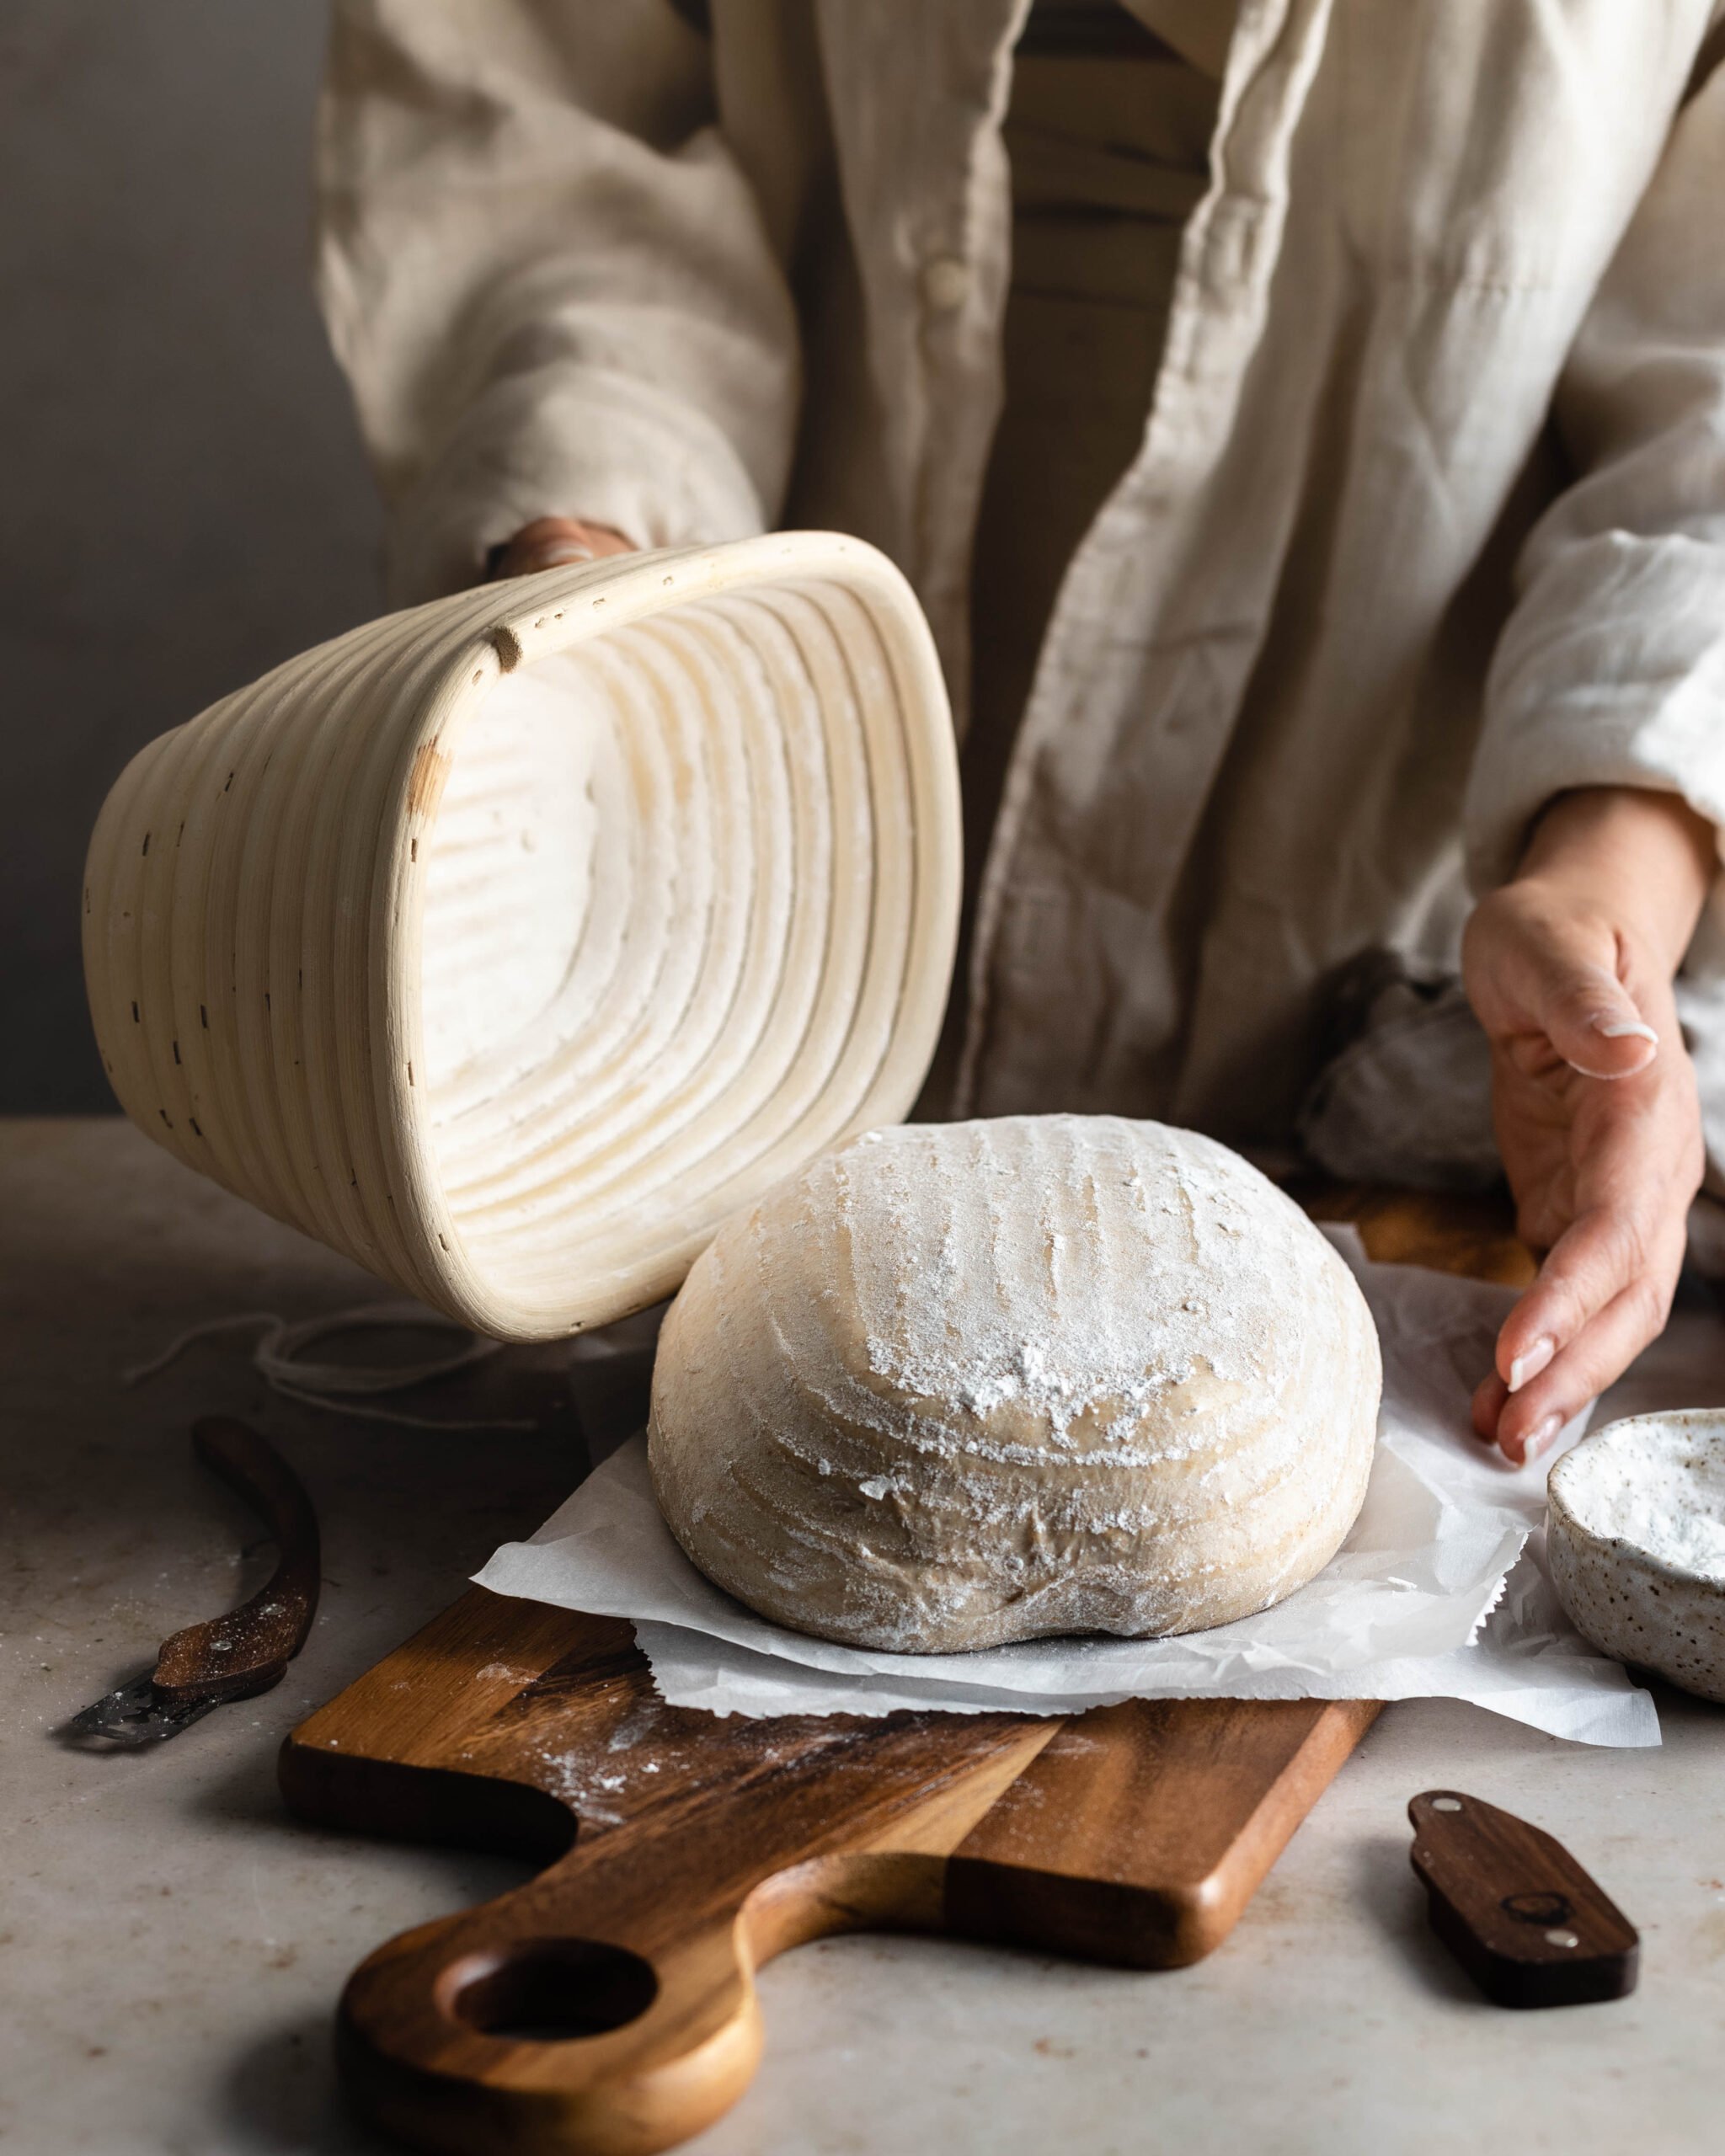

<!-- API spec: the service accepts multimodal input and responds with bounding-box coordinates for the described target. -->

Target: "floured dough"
[648,1116,1381,1652]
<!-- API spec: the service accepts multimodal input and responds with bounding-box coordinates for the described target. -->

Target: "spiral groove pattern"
[84,535,959,1339]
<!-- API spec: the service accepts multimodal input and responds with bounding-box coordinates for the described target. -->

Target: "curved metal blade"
[67,1671,223,1746]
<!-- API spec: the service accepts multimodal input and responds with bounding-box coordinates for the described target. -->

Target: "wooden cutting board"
[282,1598,1379,2156]
[279,1187,1532,2156]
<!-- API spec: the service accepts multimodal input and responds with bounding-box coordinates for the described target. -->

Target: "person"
[313,0,1725,1465]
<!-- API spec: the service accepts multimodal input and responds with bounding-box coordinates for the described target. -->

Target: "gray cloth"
[1297,954,1500,1192]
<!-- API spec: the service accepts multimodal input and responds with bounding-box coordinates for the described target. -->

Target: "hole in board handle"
[441,1940,659,2044]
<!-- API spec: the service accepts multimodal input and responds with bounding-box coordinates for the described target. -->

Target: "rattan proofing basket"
[83,533,959,1340]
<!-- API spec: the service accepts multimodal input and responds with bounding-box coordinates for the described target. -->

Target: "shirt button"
[920,254,972,312]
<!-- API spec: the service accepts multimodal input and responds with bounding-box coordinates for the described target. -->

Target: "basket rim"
[373,531,960,1338]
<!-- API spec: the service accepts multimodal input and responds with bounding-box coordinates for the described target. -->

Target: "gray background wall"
[1,2,382,1110]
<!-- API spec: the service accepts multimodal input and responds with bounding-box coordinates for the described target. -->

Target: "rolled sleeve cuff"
[1465,531,1725,889]
[382,366,772,606]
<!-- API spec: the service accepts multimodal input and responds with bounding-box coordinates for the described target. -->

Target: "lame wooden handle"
[1408,1789,1639,2008]
[152,1417,321,1703]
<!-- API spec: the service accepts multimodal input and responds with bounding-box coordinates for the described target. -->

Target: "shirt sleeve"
[1465,35,1725,889]
[314,0,802,602]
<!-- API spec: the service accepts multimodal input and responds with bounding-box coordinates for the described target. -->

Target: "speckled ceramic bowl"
[1547,1410,1725,1704]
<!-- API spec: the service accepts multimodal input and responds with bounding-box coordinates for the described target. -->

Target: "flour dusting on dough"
[648,1117,1381,1653]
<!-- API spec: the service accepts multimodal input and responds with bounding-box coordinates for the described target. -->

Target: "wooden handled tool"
[156,1417,322,1699]
[69,1417,320,1743]
[1409,1790,1640,2007]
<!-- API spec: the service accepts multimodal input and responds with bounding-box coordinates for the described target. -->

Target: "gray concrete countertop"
[4,1118,1723,2155]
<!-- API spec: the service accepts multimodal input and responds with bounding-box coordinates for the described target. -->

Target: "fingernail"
[1522,1412,1564,1463]
[1508,1337,1555,1393]
[1594,1017,1658,1047]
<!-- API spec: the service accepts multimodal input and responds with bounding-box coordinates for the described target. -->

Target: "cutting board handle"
[337,1843,952,2156]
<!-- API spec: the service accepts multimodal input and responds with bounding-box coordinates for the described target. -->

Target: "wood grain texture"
[284,1589,1060,2156]
[281,1597,1377,2154]
[1408,1789,1640,2008]
[1298,1180,1534,1287]
[948,1697,1382,1967]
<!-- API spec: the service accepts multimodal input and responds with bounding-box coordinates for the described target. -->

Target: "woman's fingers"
[1529,953,1659,1081]
[1464,887,1659,1081]
[492,516,636,579]
[1472,1369,1509,1444]
[1485,1197,1685,1462]
[1491,1266,1680,1464]
[1484,1014,1699,1465]
[1461,798,1713,1465]
[1493,1200,1649,1390]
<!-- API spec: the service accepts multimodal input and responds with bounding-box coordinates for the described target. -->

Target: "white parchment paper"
[477,1231,1685,1745]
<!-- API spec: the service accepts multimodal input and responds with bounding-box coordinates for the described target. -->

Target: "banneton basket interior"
[84,534,959,1340]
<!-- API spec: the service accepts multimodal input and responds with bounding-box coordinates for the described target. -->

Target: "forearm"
[1513,787,1716,979]
[316,0,799,601]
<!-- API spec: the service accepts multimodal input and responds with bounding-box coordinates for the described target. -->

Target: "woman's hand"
[1463,788,1713,1465]
[489,515,636,579]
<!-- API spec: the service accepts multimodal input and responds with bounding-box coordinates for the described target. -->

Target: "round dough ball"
[648,1116,1381,1652]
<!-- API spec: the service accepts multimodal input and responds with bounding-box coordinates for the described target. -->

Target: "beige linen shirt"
[316,0,1725,1168]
